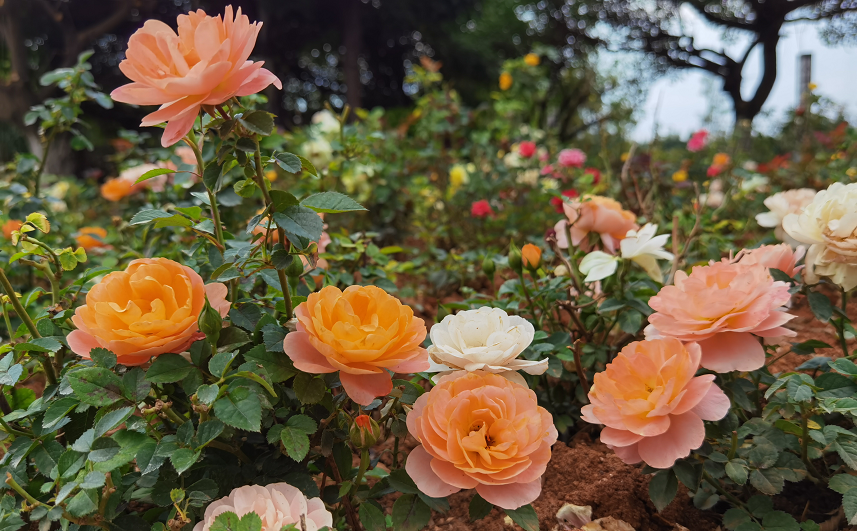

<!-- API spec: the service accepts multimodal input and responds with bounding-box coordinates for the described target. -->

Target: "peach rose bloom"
[119,162,175,193]
[111,6,282,147]
[193,483,332,531]
[735,243,805,278]
[2,220,23,240]
[406,371,557,509]
[67,258,229,365]
[581,339,730,468]
[75,227,111,250]
[554,195,638,253]
[646,261,795,373]
[100,178,135,202]
[283,285,428,405]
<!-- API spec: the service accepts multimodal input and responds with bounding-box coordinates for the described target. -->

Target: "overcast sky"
[628,6,857,142]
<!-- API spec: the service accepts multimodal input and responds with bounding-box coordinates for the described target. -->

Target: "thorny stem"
[800,405,824,483]
[21,236,62,276]
[33,130,57,199]
[253,139,294,320]
[569,341,590,394]
[701,470,751,516]
[837,288,850,358]
[183,135,225,251]
[98,473,115,516]
[519,276,541,329]
[6,472,40,507]
[667,190,703,285]
[392,436,400,469]
[21,259,59,306]
[0,268,56,386]
[2,300,13,341]
[0,416,30,438]
[349,448,370,497]
[727,431,738,460]
[327,455,362,531]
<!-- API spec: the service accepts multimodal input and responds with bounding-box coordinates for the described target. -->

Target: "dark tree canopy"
[594,0,857,124]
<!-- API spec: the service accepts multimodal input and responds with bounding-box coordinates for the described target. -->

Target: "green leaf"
[761,511,800,531]
[68,368,125,407]
[135,168,176,184]
[618,310,644,334]
[293,372,326,404]
[238,111,274,136]
[391,494,431,531]
[66,489,98,517]
[469,494,493,521]
[275,153,302,173]
[791,340,833,355]
[503,505,539,531]
[270,190,300,211]
[273,206,324,242]
[89,348,117,368]
[387,468,419,495]
[301,192,367,214]
[845,490,857,525]
[807,290,833,322]
[214,387,261,432]
[16,337,62,353]
[723,508,752,530]
[209,350,238,378]
[835,440,857,470]
[648,469,678,512]
[203,161,224,192]
[93,406,134,438]
[672,459,701,490]
[196,419,225,448]
[286,414,317,434]
[129,209,173,225]
[122,368,151,402]
[196,384,220,405]
[831,358,857,376]
[80,471,106,489]
[749,468,784,495]
[829,473,857,494]
[175,206,203,220]
[747,495,774,518]
[280,426,310,462]
[88,437,120,462]
[146,354,193,383]
[725,461,749,485]
[57,450,86,479]
[297,155,318,178]
[358,502,387,531]
[244,344,294,382]
[171,448,201,475]
[231,371,277,398]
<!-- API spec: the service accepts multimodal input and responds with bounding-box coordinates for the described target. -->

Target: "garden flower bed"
[1,5,857,531]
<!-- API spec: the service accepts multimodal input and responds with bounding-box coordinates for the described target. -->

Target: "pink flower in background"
[646,260,795,373]
[581,339,730,468]
[518,141,537,158]
[540,164,555,176]
[471,200,494,218]
[558,148,586,168]
[554,195,638,253]
[735,243,805,278]
[193,483,332,531]
[687,130,709,152]
[111,6,282,147]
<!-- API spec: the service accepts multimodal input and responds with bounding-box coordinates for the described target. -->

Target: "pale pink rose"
[687,130,709,152]
[735,243,805,278]
[193,483,332,531]
[554,195,638,253]
[646,261,796,373]
[581,339,730,469]
[119,162,174,193]
[558,148,586,168]
[175,146,198,166]
[406,371,557,509]
[111,6,282,147]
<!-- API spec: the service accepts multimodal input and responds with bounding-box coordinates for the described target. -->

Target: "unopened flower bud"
[286,256,305,278]
[508,242,523,273]
[198,298,223,345]
[521,243,542,270]
[482,255,496,277]
[350,414,381,449]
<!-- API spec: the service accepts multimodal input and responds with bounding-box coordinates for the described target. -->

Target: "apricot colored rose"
[735,243,805,278]
[554,195,638,253]
[111,6,282,147]
[646,260,795,373]
[67,258,229,365]
[406,371,557,509]
[581,339,730,468]
[100,178,135,202]
[2,220,23,240]
[283,285,428,405]
[193,483,331,531]
[75,227,110,250]
[499,72,513,91]
[521,243,542,269]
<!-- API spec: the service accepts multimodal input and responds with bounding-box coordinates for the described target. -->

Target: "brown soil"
[768,287,857,375]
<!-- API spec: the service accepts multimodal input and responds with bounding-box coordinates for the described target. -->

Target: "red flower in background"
[519,141,537,158]
[471,200,494,218]
[584,167,601,184]
[550,189,579,213]
[758,154,790,174]
[687,130,709,152]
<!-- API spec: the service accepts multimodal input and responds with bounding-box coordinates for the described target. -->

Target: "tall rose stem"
[327,455,362,531]
[183,135,225,250]
[569,340,589,394]
[838,288,850,358]
[0,268,56,386]
[800,404,824,483]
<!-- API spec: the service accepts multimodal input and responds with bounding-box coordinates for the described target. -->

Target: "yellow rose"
[524,53,540,66]
[672,170,688,183]
[499,72,513,91]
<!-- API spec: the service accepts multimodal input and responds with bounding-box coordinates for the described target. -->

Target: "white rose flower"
[303,137,333,167]
[783,182,857,290]
[619,223,674,283]
[756,188,816,247]
[579,251,619,282]
[311,109,340,136]
[740,175,769,193]
[427,307,546,385]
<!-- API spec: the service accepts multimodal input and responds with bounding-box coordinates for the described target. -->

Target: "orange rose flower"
[406,371,557,509]
[111,6,282,147]
[554,195,638,253]
[521,243,542,269]
[735,243,805,278]
[67,258,229,365]
[581,339,730,468]
[499,72,513,91]
[75,227,111,250]
[100,178,135,202]
[2,220,23,240]
[283,285,428,405]
[646,260,795,373]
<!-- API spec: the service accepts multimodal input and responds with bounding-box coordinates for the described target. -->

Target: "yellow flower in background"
[672,170,688,183]
[499,72,513,91]
[808,82,817,91]
[620,152,629,162]
[846,168,857,178]
[524,53,540,66]
[265,169,278,182]
[448,164,469,196]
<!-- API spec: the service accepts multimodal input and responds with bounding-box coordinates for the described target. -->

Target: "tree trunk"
[341,0,363,112]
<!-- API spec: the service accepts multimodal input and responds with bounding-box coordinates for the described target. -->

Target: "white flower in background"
[503,151,523,168]
[579,251,619,282]
[553,264,569,277]
[540,178,559,191]
[426,307,546,385]
[783,183,857,290]
[311,109,340,136]
[620,223,674,283]
[743,160,759,172]
[516,169,539,186]
[303,137,333,167]
[579,224,673,283]
[740,174,769,193]
[756,188,816,247]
